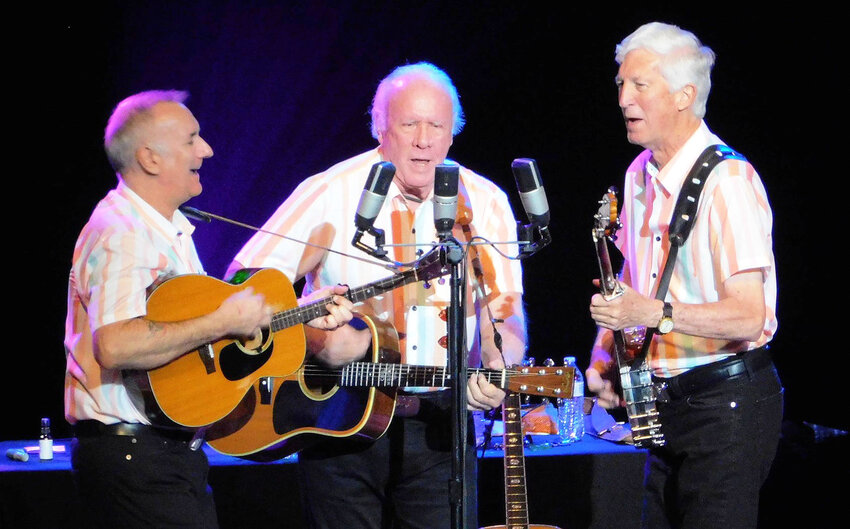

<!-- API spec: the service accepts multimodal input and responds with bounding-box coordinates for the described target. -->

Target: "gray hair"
[615,22,715,118]
[104,90,189,173]
[369,62,465,139]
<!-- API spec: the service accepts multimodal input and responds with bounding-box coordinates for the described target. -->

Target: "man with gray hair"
[230,61,526,528]
[65,90,354,527]
[587,22,783,528]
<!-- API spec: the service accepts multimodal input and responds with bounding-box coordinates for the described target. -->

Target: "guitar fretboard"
[337,363,507,389]
[502,391,530,527]
[269,272,412,331]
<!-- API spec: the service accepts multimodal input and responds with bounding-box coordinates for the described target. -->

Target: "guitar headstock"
[407,247,450,283]
[593,187,621,242]
[506,364,575,398]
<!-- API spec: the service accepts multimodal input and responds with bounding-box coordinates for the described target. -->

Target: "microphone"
[352,161,396,259]
[511,158,550,227]
[179,206,212,223]
[354,162,396,233]
[433,163,459,237]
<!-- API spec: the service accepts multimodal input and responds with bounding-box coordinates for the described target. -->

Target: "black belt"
[74,420,198,444]
[654,346,773,400]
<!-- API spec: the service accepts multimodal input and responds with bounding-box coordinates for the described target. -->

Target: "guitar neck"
[269,270,415,331]
[336,363,505,389]
[593,235,631,367]
[501,391,530,527]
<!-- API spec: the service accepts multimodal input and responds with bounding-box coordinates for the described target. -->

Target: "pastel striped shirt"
[64,182,204,424]
[616,121,777,377]
[233,149,523,378]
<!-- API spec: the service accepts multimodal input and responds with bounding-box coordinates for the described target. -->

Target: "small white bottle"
[39,417,53,461]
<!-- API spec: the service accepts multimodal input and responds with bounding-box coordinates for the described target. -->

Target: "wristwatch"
[657,302,674,334]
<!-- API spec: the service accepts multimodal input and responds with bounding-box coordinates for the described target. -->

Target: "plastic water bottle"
[39,417,53,461]
[557,357,585,444]
[570,358,585,442]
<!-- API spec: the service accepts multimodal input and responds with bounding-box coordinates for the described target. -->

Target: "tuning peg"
[543,358,555,367]
[522,357,535,367]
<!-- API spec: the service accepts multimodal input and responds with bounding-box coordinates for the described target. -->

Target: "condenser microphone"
[511,158,550,227]
[433,163,459,237]
[179,206,212,223]
[354,162,396,233]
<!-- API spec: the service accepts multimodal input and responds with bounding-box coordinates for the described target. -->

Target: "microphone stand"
[440,233,468,529]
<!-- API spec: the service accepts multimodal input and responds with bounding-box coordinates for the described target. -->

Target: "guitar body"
[139,269,305,428]
[206,314,400,461]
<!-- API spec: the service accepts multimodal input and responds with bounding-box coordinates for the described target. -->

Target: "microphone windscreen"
[511,158,550,226]
[434,164,459,234]
[354,162,396,231]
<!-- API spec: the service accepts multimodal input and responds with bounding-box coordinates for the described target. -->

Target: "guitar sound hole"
[219,328,274,381]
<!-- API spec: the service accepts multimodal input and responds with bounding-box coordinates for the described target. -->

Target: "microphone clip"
[517,221,551,258]
[351,226,389,260]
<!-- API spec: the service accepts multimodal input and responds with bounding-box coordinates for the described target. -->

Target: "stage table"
[1,434,647,528]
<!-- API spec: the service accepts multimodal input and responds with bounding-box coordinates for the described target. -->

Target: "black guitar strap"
[632,144,747,368]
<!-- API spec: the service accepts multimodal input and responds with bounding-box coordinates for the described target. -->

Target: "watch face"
[658,318,674,334]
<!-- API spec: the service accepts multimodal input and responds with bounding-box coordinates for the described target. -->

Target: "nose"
[618,82,633,110]
[197,136,214,158]
[412,123,431,149]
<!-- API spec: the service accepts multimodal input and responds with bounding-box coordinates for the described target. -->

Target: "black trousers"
[296,395,478,529]
[71,425,218,529]
[644,348,784,529]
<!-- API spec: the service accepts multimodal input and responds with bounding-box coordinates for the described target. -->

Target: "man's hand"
[585,366,623,409]
[302,284,355,330]
[467,372,506,411]
[590,281,660,331]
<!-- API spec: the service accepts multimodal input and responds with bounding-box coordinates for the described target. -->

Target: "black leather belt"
[655,346,773,400]
[74,420,198,444]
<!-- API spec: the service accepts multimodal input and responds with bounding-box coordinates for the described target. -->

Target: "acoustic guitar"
[132,248,449,428]
[481,389,563,529]
[592,188,665,448]
[205,315,574,462]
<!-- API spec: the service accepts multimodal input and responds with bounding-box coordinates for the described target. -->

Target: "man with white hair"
[587,23,783,528]
[230,62,526,528]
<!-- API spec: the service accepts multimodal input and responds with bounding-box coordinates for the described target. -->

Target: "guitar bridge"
[259,377,274,405]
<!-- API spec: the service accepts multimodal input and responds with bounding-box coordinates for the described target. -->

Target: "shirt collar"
[647,120,722,195]
[116,180,195,239]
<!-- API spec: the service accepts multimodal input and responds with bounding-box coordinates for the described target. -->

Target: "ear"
[676,84,697,112]
[136,145,161,175]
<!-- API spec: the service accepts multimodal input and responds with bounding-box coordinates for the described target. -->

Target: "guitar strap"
[632,144,747,368]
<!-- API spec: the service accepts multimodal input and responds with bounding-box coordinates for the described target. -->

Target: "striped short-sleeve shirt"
[616,122,777,377]
[64,182,204,424]
[233,149,523,377]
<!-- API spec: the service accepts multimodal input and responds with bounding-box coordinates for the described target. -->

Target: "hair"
[104,89,189,173]
[369,61,465,139]
[615,22,715,118]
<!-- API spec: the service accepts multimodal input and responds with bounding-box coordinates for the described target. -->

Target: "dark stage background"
[8,1,843,455]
